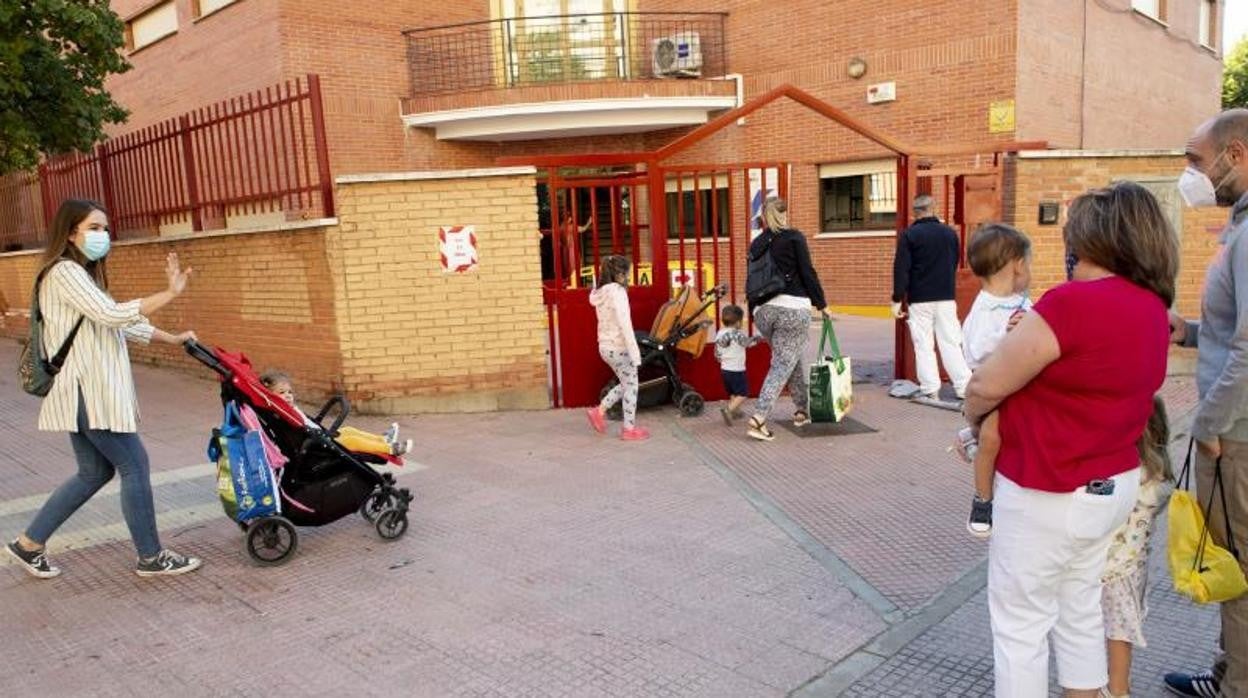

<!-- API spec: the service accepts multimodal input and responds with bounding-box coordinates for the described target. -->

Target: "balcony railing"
[404,12,728,97]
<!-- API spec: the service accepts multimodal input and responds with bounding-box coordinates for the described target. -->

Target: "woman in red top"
[963,183,1177,698]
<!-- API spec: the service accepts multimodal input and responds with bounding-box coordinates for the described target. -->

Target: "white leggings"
[599,347,638,428]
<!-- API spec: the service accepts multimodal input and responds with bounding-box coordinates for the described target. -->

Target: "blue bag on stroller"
[209,401,280,523]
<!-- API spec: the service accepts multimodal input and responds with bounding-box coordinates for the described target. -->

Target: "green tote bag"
[809,316,853,423]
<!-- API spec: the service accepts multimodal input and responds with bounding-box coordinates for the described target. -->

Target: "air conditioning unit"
[652,32,703,77]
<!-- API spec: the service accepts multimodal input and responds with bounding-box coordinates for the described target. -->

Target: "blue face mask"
[81,230,111,261]
[1065,250,1079,281]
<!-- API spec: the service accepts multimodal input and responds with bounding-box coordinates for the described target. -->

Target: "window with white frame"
[819,159,897,234]
[498,0,630,83]
[126,1,178,52]
[665,174,729,240]
[1131,0,1166,22]
[194,0,239,20]
[1200,0,1216,48]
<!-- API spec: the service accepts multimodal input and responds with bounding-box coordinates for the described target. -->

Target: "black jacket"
[748,228,827,310]
[892,217,959,304]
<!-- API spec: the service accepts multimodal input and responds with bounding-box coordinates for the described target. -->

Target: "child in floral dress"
[1100,395,1174,698]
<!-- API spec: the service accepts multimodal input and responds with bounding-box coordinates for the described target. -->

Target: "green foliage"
[521,30,588,84]
[0,0,130,174]
[1225,37,1248,109]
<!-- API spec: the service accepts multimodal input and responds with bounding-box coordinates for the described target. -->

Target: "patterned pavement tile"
[0,319,1219,697]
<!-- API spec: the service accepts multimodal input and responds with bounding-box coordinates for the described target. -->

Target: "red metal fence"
[0,171,45,251]
[2,74,333,247]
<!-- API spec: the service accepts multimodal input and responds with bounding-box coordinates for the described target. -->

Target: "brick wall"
[1006,153,1225,318]
[0,224,346,395]
[1016,0,1223,149]
[107,0,283,133]
[101,0,1221,179]
[326,171,548,412]
[0,169,550,413]
[0,253,41,334]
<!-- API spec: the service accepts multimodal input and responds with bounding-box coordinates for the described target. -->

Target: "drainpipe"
[715,73,746,125]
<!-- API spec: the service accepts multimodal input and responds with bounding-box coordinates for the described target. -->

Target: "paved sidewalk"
[0,318,1222,697]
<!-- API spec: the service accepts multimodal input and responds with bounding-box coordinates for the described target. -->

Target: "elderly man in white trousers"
[892,195,971,399]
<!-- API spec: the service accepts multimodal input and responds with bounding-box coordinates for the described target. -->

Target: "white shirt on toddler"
[715,327,758,372]
[962,290,1031,370]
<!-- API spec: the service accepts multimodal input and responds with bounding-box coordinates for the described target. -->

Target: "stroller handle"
[702,283,728,301]
[184,339,231,379]
[314,394,352,436]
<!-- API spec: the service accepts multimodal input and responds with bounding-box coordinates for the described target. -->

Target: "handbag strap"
[817,315,845,365]
[33,266,85,370]
[1195,455,1241,572]
[1178,439,1195,490]
[48,317,85,370]
[750,228,776,261]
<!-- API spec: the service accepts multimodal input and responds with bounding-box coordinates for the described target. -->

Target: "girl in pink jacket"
[585,255,648,441]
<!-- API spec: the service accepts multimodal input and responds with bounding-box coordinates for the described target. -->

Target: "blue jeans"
[24,396,161,558]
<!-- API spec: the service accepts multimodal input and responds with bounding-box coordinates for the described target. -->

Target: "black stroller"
[600,284,727,419]
[186,340,413,565]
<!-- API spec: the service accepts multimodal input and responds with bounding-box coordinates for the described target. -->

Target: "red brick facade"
[98,0,1225,307]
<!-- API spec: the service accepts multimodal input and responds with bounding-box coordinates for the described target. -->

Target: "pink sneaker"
[586,407,606,434]
[620,426,651,441]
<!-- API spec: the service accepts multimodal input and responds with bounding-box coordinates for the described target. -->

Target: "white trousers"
[906,300,972,397]
[988,470,1140,697]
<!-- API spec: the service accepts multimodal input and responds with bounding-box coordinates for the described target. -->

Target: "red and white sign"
[439,225,478,273]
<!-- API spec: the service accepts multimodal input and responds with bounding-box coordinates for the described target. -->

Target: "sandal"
[793,411,811,427]
[747,416,775,442]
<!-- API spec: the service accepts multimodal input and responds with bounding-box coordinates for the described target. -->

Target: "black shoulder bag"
[18,271,84,397]
[746,229,789,307]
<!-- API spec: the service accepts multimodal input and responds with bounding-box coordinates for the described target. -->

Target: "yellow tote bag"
[1168,440,1248,604]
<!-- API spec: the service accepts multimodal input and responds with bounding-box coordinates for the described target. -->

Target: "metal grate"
[404,12,728,97]
[2,75,334,247]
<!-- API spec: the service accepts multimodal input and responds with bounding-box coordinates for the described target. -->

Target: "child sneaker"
[968,496,993,538]
[136,549,202,577]
[720,405,735,426]
[390,438,413,456]
[586,407,607,434]
[6,540,60,579]
[383,422,400,445]
[620,426,651,441]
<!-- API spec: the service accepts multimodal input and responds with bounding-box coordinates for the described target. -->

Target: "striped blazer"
[36,260,154,433]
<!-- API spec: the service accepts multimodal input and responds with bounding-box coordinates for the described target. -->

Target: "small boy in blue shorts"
[715,304,762,425]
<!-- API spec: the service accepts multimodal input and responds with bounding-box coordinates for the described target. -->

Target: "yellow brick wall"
[326,173,547,412]
[1006,154,1225,319]
[0,227,346,396]
[0,252,41,332]
[0,172,548,413]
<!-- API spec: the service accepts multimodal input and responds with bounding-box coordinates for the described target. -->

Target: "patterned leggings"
[753,304,811,421]
[599,347,639,428]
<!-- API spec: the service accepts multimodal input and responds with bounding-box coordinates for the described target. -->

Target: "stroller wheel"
[598,382,623,422]
[245,516,298,566]
[360,490,396,524]
[678,390,705,417]
[375,509,409,541]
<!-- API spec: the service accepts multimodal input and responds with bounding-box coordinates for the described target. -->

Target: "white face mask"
[1178,166,1217,208]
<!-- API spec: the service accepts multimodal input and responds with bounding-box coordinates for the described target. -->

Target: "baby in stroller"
[259,370,412,458]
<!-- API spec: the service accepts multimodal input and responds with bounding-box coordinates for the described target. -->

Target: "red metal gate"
[540,162,788,408]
